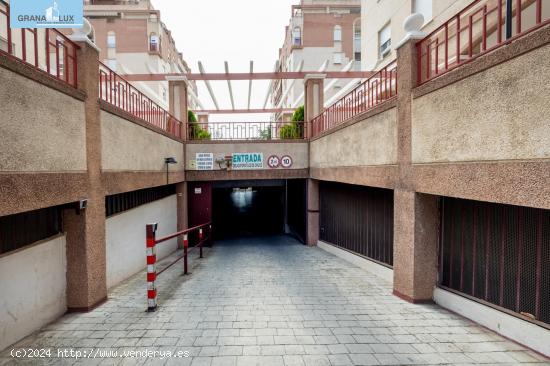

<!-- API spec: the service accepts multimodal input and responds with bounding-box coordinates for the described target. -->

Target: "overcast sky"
[152,0,299,121]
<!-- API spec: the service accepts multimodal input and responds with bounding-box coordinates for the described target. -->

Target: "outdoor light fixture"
[165,157,178,184]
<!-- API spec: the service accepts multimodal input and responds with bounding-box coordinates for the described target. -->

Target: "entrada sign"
[10,0,83,28]
[232,153,263,170]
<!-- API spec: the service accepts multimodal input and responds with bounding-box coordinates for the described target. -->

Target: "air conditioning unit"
[380,39,392,57]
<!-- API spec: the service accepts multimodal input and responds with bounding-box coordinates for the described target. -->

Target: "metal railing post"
[146,223,158,312]
[199,228,203,258]
[183,233,189,275]
[505,0,513,39]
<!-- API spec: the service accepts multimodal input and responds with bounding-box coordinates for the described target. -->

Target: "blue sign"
[232,153,264,170]
[10,0,83,29]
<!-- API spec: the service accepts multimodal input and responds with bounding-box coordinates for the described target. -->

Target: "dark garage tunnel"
[210,179,306,241]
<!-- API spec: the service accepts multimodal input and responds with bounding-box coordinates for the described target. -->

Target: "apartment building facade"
[361,0,478,71]
[272,0,362,121]
[84,0,198,109]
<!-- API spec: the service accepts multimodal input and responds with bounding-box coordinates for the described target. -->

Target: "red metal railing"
[146,222,212,312]
[417,0,550,84]
[0,2,79,88]
[310,61,397,137]
[189,121,307,141]
[99,61,183,138]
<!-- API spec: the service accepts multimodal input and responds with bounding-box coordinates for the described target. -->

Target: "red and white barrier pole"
[146,223,158,312]
[199,228,203,258]
[183,233,189,275]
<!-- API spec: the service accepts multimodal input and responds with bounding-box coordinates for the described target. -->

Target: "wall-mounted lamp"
[165,157,178,184]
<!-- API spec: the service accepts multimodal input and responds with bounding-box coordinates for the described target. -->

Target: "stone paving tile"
[1,236,549,366]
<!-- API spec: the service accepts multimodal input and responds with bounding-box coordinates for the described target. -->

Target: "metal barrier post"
[146,223,158,312]
[183,233,189,275]
[199,228,203,258]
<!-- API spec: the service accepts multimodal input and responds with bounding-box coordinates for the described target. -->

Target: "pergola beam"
[247,61,253,109]
[198,61,219,110]
[122,71,373,82]
[276,60,304,109]
[224,61,235,110]
[194,108,295,114]
[263,61,280,109]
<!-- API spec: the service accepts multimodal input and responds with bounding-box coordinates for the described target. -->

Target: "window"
[353,20,361,62]
[378,23,391,58]
[107,31,116,48]
[0,36,9,52]
[333,25,342,43]
[412,0,432,23]
[149,33,159,52]
[333,52,343,64]
[0,206,63,255]
[292,27,301,46]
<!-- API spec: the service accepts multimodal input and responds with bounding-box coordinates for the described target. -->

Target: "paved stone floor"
[1,235,549,365]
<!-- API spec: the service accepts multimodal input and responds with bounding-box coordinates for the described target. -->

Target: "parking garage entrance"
[188,179,307,242]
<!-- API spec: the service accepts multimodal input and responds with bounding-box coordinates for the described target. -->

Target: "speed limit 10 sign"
[267,155,293,169]
[281,155,293,168]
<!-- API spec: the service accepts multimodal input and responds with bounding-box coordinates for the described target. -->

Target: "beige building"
[84,0,198,109]
[361,0,476,70]
[272,0,362,121]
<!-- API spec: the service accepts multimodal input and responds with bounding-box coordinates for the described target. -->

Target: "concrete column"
[168,77,189,140]
[64,37,107,311]
[176,182,188,249]
[304,74,325,138]
[197,112,209,124]
[392,16,439,302]
[306,179,320,246]
[393,191,439,302]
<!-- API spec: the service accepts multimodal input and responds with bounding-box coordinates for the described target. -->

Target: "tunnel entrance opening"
[213,186,284,239]
[189,179,306,243]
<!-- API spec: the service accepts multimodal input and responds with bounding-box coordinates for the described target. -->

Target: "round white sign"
[267,155,280,168]
[281,155,293,168]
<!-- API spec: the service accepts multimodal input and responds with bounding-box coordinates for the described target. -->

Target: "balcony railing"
[99,61,182,138]
[311,61,397,138]
[188,121,307,141]
[0,3,79,88]
[417,0,550,85]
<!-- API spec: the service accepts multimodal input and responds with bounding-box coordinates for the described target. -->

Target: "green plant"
[291,105,304,122]
[259,126,273,140]
[280,123,300,139]
[280,106,304,139]
[188,110,198,122]
[187,110,211,140]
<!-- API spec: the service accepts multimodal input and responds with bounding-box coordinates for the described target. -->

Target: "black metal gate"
[319,182,393,267]
[439,197,550,327]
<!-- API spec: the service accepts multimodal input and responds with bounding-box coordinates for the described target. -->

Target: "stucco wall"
[412,43,550,164]
[186,142,309,170]
[0,67,86,172]
[310,107,397,168]
[106,195,178,289]
[0,235,67,351]
[101,110,184,172]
